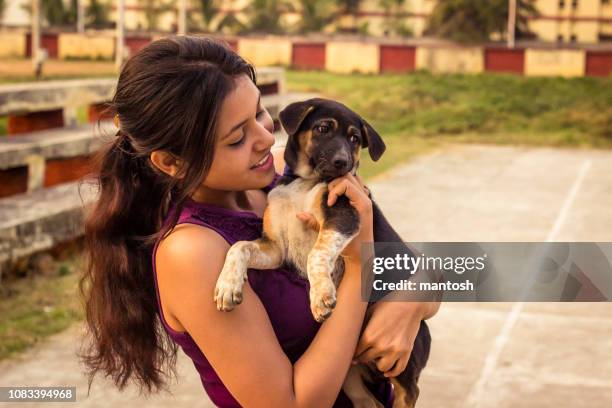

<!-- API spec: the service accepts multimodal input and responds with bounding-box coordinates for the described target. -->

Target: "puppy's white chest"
[266,179,326,276]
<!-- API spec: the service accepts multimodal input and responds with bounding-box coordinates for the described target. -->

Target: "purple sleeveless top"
[151,172,394,407]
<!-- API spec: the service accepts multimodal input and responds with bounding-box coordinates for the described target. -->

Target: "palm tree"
[0,0,6,24]
[243,0,293,34]
[378,0,413,37]
[87,0,112,29]
[138,0,174,31]
[425,0,539,43]
[192,0,244,33]
[21,0,76,27]
[334,0,362,33]
[297,0,337,33]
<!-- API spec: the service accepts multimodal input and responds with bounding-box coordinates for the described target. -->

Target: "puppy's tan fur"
[215,125,358,321]
[213,98,426,408]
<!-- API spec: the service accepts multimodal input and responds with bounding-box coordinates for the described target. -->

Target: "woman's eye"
[316,124,329,133]
[350,135,359,144]
[229,134,245,147]
[256,109,266,119]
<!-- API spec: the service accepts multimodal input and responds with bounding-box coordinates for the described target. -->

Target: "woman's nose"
[254,122,275,149]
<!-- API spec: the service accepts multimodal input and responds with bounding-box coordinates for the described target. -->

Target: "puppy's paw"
[309,281,337,322]
[214,256,247,312]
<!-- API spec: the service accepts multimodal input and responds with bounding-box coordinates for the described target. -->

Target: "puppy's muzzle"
[314,150,353,180]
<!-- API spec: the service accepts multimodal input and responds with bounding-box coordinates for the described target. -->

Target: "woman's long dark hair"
[79,36,256,393]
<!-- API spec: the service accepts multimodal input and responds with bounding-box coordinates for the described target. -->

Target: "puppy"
[214,98,430,407]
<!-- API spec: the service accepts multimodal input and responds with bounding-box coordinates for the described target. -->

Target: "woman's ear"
[150,150,183,178]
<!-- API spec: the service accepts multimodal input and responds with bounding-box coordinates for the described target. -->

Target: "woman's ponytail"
[79,35,256,394]
[80,130,177,393]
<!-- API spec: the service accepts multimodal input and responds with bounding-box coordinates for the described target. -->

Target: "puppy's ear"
[361,119,386,161]
[279,101,315,136]
[280,101,316,171]
[283,131,301,171]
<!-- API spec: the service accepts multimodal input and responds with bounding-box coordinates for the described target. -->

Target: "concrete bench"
[0,67,286,135]
[0,182,96,269]
[0,91,315,194]
[0,87,316,281]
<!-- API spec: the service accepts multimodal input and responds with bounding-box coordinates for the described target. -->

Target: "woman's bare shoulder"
[155,224,230,329]
[158,223,229,260]
[155,223,295,407]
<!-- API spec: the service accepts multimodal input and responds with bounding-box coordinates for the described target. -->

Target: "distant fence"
[0,31,610,77]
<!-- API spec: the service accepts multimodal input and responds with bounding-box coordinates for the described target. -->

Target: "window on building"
[557,34,564,42]
[570,34,577,42]
[571,0,578,8]
[559,0,565,8]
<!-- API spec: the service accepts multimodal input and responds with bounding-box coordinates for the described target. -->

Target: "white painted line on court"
[464,160,592,408]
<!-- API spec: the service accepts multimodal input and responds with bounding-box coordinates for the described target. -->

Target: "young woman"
[81,35,439,407]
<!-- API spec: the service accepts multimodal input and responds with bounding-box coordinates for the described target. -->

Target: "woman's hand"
[297,173,372,265]
[353,302,429,378]
[328,174,373,264]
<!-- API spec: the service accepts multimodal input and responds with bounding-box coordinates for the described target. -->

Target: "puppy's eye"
[350,135,359,144]
[315,124,330,134]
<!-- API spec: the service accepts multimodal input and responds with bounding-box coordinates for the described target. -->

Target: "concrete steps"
[0,89,315,280]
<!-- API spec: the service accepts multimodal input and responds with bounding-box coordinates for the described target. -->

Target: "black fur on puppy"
[278,98,432,408]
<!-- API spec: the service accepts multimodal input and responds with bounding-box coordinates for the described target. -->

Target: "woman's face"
[202,74,276,191]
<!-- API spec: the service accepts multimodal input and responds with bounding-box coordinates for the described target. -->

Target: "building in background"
[0,0,611,44]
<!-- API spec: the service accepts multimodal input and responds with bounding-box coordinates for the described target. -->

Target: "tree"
[191,0,244,33]
[334,0,362,33]
[0,0,6,23]
[242,0,293,34]
[425,0,539,43]
[21,0,77,27]
[138,0,174,31]
[378,0,413,37]
[87,0,112,29]
[297,0,337,34]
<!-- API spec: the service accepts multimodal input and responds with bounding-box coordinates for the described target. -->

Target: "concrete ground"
[1,143,611,407]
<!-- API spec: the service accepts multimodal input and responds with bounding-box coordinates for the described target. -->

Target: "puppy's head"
[279,98,385,181]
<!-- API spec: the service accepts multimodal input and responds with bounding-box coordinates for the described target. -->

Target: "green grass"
[286,69,612,178]
[0,254,84,360]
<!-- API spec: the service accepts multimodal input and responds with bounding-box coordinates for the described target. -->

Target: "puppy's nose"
[333,158,348,169]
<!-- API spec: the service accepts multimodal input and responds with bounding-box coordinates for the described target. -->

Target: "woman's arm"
[156,221,369,408]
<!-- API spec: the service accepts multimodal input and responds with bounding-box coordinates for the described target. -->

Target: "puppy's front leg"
[214,236,282,311]
[307,228,355,322]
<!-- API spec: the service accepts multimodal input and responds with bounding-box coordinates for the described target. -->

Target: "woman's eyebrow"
[223,92,262,140]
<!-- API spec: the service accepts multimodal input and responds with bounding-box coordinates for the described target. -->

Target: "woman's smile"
[251,151,274,171]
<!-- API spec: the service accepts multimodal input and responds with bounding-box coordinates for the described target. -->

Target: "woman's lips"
[251,152,273,171]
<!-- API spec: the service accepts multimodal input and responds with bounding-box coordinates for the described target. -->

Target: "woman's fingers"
[327,174,370,206]
[327,178,368,207]
[327,180,349,206]
[354,347,383,365]
[375,355,398,373]
[384,352,410,378]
